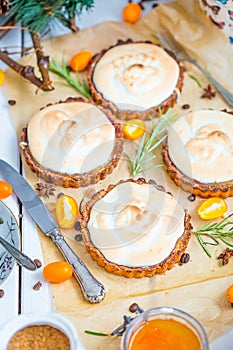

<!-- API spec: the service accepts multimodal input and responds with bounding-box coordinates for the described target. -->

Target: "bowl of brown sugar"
[0,312,85,350]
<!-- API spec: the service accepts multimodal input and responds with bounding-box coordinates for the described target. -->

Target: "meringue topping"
[87,182,185,267]
[92,43,180,110]
[28,102,115,174]
[167,110,233,183]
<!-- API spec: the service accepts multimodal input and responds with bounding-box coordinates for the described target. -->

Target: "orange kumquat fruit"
[122,3,142,24]
[70,51,92,72]
[197,197,227,220]
[0,69,5,86]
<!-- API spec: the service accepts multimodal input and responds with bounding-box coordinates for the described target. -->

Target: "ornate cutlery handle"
[49,229,106,303]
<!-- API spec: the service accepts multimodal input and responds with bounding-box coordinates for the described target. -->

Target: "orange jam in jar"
[121,307,209,350]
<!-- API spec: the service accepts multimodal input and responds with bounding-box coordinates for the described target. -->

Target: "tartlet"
[162,109,233,198]
[81,178,192,278]
[20,97,123,188]
[87,39,184,121]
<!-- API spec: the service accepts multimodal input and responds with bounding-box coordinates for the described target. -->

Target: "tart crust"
[20,97,123,188]
[87,39,185,121]
[81,178,192,278]
[162,138,233,198]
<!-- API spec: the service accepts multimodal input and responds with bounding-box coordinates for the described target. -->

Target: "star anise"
[217,248,233,265]
[35,182,55,199]
[201,84,216,99]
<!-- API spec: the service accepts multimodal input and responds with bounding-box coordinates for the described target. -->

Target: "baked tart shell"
[81,178,192,278]
[20,97,123,188]
[87,39,185,121]
[162,138,233,198]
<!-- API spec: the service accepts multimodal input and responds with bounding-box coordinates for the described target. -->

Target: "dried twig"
[31,32,53,91]
[0,25,54,91]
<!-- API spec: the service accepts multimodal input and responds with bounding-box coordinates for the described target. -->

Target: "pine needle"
[194,213,233,257]
[84,330,108,337]
[188,74,203,88]
[8,0,94,34]
[126,108,176,176]
[49,56,91,99]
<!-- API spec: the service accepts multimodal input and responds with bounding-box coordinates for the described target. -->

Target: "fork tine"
[158,31,233,106]
[160,31,183,53]
[158,30,191,61]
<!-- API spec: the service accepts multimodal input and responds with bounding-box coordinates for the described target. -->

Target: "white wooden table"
[0,0,168,330]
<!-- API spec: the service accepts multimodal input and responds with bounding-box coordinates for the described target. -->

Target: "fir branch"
[194,214,233,258]
[8,0,94,34]
[126,108,177,175]
[49,56,91,99]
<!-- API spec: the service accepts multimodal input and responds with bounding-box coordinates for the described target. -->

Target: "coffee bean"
[34,259,42,268]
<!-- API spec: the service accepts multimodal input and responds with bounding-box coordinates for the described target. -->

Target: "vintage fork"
[158,31,233,107]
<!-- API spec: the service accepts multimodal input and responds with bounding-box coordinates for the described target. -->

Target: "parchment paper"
[3,0,233,348]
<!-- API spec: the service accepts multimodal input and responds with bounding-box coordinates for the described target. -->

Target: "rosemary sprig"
[49,56,91,99]
[195,213,233,258]
[126,108,177,175]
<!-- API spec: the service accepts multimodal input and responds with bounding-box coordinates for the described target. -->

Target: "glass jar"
[121,307,209,350]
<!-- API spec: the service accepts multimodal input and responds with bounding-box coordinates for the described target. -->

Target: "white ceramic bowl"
[0,312,85,350]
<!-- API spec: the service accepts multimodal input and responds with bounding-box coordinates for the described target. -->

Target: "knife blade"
[0,159,105,303]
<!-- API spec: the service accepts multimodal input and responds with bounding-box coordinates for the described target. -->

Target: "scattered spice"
[35,182,55,199]
[201,84,216,99]
[33,259,42,268]
[0,289,5,298]
[129,302,139,313]
[74,221,81,231]
[129,302,143,313]
[179,253,190,264]
[8,99,16,105]
[217,248,233,265]
[57,192,65,198]
[33,281,42,291]
[188,194,196,202]
[182,104,190,110]
[75,233,82,242]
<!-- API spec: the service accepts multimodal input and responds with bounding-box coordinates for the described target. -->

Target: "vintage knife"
[0,159,105,303]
